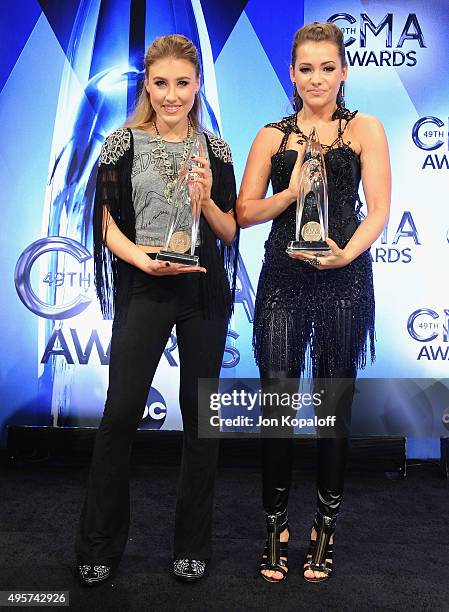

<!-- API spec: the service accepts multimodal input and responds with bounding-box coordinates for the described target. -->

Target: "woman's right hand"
[285,147,305,202]
[137,253,206,276]
[102,218,207,275]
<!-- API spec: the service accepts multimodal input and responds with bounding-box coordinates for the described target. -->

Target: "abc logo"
[442,408,449,433]
[141,387,167,430]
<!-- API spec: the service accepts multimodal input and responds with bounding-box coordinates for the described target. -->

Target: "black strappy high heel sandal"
[303,512,336,583]
[259,511,290,583]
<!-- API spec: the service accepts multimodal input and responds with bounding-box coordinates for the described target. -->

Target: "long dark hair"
[291,22,347,117]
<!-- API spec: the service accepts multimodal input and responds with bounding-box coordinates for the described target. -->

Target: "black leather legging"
[260,363,356,520]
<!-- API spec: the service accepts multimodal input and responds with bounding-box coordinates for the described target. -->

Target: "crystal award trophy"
[286,128,331,255]
[156,136,202,266]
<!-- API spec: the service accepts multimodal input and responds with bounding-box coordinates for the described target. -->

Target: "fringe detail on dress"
[253,297,375,378]
[253,110,375,377]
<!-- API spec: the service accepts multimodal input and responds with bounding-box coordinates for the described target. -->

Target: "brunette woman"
[237,22,390,582]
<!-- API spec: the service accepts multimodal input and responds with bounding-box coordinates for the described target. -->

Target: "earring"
[338,82,346,108]
[293,83,301,111]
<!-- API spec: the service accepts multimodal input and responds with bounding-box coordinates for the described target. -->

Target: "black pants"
[260,362,356,521]
[75,267,228,566]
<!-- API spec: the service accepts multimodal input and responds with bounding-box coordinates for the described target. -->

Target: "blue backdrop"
[1,0,448,456]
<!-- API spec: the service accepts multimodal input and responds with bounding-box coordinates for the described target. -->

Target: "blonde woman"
[75,34,238,585]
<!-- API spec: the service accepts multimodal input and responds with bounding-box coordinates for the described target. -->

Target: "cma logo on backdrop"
[412,117,449,170]
[370,211,421,263]
[15,237,255,368]
[407,309,449,361]
[328,13,425,67]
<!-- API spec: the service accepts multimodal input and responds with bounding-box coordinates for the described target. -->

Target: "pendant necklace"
[152,120,193,203]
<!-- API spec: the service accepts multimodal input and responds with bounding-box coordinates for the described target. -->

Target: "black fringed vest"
[92,128,239,326]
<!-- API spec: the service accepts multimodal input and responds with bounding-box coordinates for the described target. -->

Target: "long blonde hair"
[124,34,202,129]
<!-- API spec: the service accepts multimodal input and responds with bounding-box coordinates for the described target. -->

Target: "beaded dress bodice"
[253,110,375,376]
[266,111,362,263]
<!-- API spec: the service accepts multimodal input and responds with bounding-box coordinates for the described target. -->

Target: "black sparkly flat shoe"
[78,564,112,587]
[173,558,206,582]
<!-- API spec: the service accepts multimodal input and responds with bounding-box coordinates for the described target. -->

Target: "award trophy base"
[286,240,331,255]
[155,250,199,266]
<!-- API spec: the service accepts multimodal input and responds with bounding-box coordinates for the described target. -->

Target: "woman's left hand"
[189,156,213,205]
[287,237,352,270]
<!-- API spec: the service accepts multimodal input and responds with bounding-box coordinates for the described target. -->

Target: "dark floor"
[0,459,448,612]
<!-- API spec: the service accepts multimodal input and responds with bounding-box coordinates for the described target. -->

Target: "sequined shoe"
[77,564,111,587]
[173,558,206,582]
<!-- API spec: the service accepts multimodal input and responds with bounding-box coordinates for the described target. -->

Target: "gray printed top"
[131,128,209,246]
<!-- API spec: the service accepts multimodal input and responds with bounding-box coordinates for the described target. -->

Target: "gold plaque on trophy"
[168,231,191,253]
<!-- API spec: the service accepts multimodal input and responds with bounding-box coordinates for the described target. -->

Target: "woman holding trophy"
[237,22,390,583]
[75,34,238,585]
